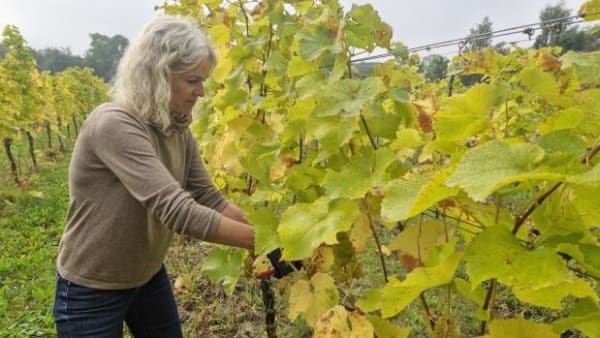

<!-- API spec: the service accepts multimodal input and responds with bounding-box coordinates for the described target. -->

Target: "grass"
[0,143,69,337]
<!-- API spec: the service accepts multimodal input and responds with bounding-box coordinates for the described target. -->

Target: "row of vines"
[159,0,600,337]
[0,25,107,185]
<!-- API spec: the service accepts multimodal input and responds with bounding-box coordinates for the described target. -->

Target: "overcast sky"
[0,0,588,57]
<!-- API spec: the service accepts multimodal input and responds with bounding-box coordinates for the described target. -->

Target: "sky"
[0,0,589,57]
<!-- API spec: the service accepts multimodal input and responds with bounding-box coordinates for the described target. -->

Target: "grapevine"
[156,0,600,336]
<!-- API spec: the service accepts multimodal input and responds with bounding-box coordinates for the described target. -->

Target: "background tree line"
[0,32,128,82]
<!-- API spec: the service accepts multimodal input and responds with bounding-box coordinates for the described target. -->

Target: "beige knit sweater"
[57,103,228,289]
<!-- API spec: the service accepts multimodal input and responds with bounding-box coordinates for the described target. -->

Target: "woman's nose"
[193,85,204,97]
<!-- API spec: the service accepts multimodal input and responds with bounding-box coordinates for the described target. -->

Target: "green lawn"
[0,152,69,337]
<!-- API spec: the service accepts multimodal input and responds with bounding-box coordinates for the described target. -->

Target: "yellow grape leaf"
[388,220,455,262]
[357,240,462,318]
[288,272,339,326]
[313,305,374,338]
[433,84,505,146]
[313,246,335,273]
[480,318,557,338]
[174,274,191,293]
[381,170,459,222]
[579,0,600,21]
[349,214,372,253]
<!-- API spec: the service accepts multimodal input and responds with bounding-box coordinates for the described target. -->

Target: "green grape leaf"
[288,55,318,78]
[344,4,392,51]
[362,104,403,140]
[201,246,244,295]
[390,88,410,103]
[382,170,459,222]
[279,198,360,260]
[287,97,316,122]
[532,186,589,247]
[567,162,600,187]
[367,315,410,338]
[452,278,486,306]
[307,116,359,155]
[313,305,375,337]
[295,25,341,61]
[535,130,587,161]
[357,240,461,318]
[575,89,600,138]
[391,128,423,149]
[557,243,600,279]
[296,71,327,99]
[329,53,348,82]
[480,319,556,338]
[561,50,600,87]
[433,84,505,145]
[288,272,339,326]
[571,184,600,226]
[519,66,571,107]
[465,225,596,308]
[371,148,398,187]
[316,77,386,117]
[445,140,563,201]
[553,297,600,338]
[240,143,279,183]
[265,52,289,79]
[539,107,585,135]
[245,208,279,255]
[514,277,597,309]
[325,150,374,199]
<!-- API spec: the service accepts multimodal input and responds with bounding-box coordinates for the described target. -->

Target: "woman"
[53,15,254,337]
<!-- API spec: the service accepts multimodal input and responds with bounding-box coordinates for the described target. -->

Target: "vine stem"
[584,143,600,165]
[420,293,436,330]
[360,114,378,150]
[366,210,388,283]
[238,0,250,37]
[479,278,497,335]
[512,183,561,235]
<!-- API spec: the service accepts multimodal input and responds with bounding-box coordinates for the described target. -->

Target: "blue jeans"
[53,266,183,338]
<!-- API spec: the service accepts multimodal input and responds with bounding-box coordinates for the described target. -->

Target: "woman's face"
[169,59,212,115]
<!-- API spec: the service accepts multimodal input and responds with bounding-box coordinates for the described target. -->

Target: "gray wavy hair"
[109,15,216,130]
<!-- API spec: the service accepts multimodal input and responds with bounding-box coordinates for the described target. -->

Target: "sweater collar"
[151,112,192,136]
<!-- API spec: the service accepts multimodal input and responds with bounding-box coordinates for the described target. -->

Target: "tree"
[419,54,449,81]
[533,1,599,52]
[34,47,84,73]
[83,33,128,81]
[534,1,572,48]
[465,16,493,52]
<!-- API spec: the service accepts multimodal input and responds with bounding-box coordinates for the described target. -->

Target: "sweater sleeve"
[91,109,221,240]
[185,131,229,211]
